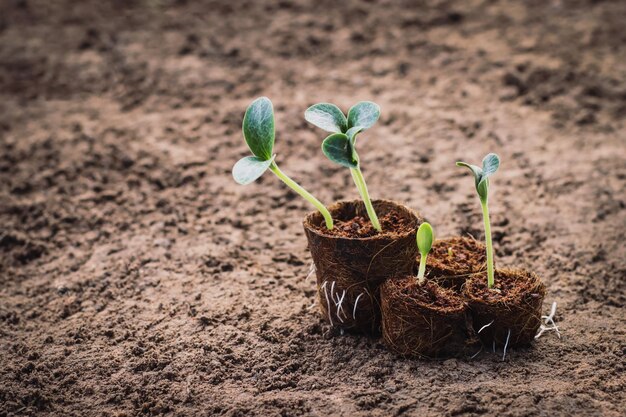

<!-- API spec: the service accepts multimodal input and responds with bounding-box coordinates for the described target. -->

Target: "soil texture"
[313,212,412,238]
[1,0,625,416]
[425,236,488,290]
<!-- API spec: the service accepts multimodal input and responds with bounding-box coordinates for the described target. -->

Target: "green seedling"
[232,97,334,229]
[456,153,501,288]
[305,101,382,232]
[416,222,434,285]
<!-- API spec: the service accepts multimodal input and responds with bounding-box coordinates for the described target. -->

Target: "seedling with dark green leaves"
[232,97,334,229]
[416,222,434,285]
[456,153,500,288]
[305,101,382,232]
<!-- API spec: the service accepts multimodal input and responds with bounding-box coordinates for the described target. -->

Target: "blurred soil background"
[0,0,624,415]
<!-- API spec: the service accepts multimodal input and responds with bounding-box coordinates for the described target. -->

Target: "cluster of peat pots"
[233,97,547,359]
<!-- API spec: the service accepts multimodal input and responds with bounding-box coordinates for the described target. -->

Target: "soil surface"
[394,279,464,311]
[428,236,487,276]
[1,0,625,416]
[467,269,541,303]
[313,212,412,238]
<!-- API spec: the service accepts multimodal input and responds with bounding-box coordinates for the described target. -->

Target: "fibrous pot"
[380,277,469,358]
[464,268,546,347]
[303,199,421,333]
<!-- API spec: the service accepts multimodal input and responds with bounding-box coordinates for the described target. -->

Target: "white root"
[353,293,364,320]
[327,281,343,322]
[307,299,316,310]
[535,301,561,340]
[478,320,494,334]
[335,290,347,320]
[306,262,316,282]
[502,329,511,361]
[320,281,333,326]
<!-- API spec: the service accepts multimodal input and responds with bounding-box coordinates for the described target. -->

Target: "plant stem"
[417,253,427,285]
[270,163,333,229]
[350,167,381,232]
[481,200,495,288]
[350,168,366,200]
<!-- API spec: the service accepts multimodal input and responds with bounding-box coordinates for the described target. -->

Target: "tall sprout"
[232,97,334,229]
[305,102,382,232]
[456,153,500,288]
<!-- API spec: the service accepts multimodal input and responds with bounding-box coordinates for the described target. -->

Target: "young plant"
[232,97,334,229]
[416,222,434,285]
[456,153,501,288]
[304,101,382,232]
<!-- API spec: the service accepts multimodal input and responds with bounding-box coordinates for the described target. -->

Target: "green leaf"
[416,222,434,256]
[304,103,347,133]
[456,161,483,188]
[458,154,500,203]
[242,97,275,160]
[477,177,489,202]
[347,101,380,130]
[321,133,358,169]
[232,155,275,185]
[345,126,363,146]
[481,153,500,178]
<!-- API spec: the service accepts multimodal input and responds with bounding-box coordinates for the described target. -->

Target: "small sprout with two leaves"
[305,101,382,232]
[456,153,501,288]
[232,97,334,229]
[416,222,434,285]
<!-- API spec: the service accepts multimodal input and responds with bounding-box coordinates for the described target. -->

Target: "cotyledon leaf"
[416,222,434,256]
[321,133,358,169]
[242,97,275,160]
[347,101,380,130]
[304,103,347,133]
[232,155,275,185]
[481,153,500,178]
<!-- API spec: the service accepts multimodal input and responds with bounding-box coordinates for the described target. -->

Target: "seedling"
[305,101,382,232]
[456,153,500,288]
[416,222,434,285]
[232,97,334,229]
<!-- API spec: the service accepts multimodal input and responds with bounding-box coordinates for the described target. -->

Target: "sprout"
[456,153,501,288]
[416,222,434,285]
[232,97,334,229]
[305,102,382,232]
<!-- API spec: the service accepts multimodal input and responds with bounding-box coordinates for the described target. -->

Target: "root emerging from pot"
[304,200,421,333]
[464,268,546,347]
[419,236,488,292]
[380,277,470,358]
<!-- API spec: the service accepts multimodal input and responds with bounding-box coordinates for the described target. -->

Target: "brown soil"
[467,268,538,303]
[423,236,488,290]
[397,279,463,310]
[304,200,420,332]
[381,278,469,358]
[1,0,625,416]
[465,268,546,347]
[314,212,412,238]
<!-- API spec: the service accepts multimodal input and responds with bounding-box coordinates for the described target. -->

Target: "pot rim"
[303,199,421,242]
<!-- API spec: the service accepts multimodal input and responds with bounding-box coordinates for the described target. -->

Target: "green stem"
[350,168,366,201]
[417,253,427,285]
[350,167,381,232]
[481,200,495,288]
[270,163,333,229]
